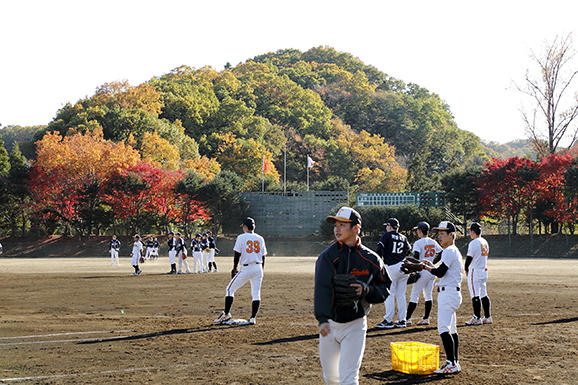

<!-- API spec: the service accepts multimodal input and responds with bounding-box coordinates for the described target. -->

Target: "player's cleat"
[130,272,138,276]
[405,319,412,326]
[376,320,395,329]
[395,320,406,328]
[465,316,483,326]
[417,318,430,325]
[214,312,231,324]
[434,360,460,374]
[248,317,256,325]
[136,269,142,275]
[482,316,493,324]
[214,269,218,272]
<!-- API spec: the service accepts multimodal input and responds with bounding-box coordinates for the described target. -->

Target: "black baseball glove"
[401,257,424,274]
[231,268,238,279]
[407,272,421,285]
[333,274,368,307]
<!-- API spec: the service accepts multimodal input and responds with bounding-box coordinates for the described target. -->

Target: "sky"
[1,0,577,144]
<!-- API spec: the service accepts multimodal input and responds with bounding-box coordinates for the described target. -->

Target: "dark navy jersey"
[376,231,411,265]
[152,241,160,248]
[175,238,186,253]
[109,239,120,250]
[208,236,216,249]
[200,239,209,250]
[167,238,176,251]
[191,239,202,252]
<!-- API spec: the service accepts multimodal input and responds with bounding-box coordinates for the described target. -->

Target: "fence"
[356,192,445,207]
[241,191,348,236]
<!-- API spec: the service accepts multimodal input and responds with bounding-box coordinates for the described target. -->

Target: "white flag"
[307,155,316,168]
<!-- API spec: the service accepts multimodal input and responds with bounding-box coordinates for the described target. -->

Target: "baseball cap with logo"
[433,221,456,233]
[326,207,362,226]
[413,221,430,233]
[384,218,400,229]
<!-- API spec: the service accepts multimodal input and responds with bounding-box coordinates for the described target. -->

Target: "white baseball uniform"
[225,232,267,300]
[410,238,443,303]
[176,238,190,273]
[466,237,489,298]
[168,238,177,264]
[436,245,463,334]
[191,239,203,273]
[130,241,143,266]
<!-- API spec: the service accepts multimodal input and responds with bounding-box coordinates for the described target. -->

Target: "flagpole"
[283,142,287,195]
[262,155,265,192]
[307,159,309,191]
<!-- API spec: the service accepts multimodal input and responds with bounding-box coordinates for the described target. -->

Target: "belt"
[437,286,460,292]
[243,262,262,266]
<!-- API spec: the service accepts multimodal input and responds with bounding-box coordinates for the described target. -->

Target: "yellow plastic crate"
[390,341,439,375]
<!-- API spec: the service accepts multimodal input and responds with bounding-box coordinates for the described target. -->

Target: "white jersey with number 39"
[233,232,267,265]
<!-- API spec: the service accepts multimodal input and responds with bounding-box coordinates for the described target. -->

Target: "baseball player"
[214,217,267,325]
[0,241,3,255]
[109,235,121,265]
[207,231,219,272]
[151,237,160,261]
[405,222,443,325]
[315,207,390,385]
[422,221,463,374]
[130,234,144,276]
[167,231,177,274]
[175,233,191,274]
[465,222,492,325]
[376,218,411,328]
[144,237,154,260]
[201,233,210,273]
[191,233,203,273]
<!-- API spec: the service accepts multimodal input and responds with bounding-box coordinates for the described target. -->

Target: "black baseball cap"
[168,231,174,235]
[242,217,256,229]
[195,233,201,237]
[469,222,482,234]
[326,207,362,226]
[384,218,399,229]
[413,221,430,233]
[433,221,456,233]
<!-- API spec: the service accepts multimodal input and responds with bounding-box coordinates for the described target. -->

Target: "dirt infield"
[0,257,577,384]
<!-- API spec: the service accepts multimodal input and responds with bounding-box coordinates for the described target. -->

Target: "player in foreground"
[422,221,463,374]
[405,222,443,325]
[214,217,267,325]
[315,207,390,385]
[465,222,492,325]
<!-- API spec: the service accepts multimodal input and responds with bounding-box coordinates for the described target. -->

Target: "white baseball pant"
[110,249,119,264]
[168,250,176,265]
[384,262,408,322]
[130,252,140,266]
[177,250,191,273]
[202,250,210,272]
[319,316,367,385]
[193,251,203,273]
[145,247,152,260]
[208,249,216,263]
[437,287,462,334]
[467,268,488,298]
[409,270,436,303]
[225,263,263,300]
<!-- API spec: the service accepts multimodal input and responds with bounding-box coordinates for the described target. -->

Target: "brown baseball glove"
[401,257,424,274]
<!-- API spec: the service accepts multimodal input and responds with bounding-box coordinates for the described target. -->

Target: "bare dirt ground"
[0,257,576,384]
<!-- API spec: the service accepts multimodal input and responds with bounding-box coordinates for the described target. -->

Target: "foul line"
[0,364,196,383]
[0,335,131,347]
[0,330,132,340]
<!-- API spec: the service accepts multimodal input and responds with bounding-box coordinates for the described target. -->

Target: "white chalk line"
[0,330,132,340]
[0,335,130,347]
[0,363,196,382]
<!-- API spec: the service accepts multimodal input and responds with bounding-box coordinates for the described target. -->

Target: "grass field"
[0,257,577,384]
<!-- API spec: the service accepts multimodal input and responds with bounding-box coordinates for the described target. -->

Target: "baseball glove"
[231,268,238,279]
[181,252,187,260]
[401,257,424,274]
[333,274,368,307]
[407,272,421,285]
[139,256,145,264]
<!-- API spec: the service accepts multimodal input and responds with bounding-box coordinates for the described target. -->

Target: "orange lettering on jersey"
[424,245,436,258]
[246,240,260,253]
[350,268,369,276]
[481,244,489,257]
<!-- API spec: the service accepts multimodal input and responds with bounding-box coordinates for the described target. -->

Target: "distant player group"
[315,206,493,383]
[108,231,219,276]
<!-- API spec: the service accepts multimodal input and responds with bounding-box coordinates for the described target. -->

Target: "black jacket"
[167,238,176,251]
[314,240,391,325]
[376,231,411,265]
